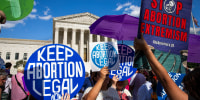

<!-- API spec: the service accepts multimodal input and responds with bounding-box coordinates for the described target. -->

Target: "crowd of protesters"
[1,39,200,100]
[0,62,159,100]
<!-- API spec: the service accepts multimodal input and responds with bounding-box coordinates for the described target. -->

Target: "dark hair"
[5,62,12,68]
[183,67,200,100]
[147,70,157,92]
[0,69,7,76]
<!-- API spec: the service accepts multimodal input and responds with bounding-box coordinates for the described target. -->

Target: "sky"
[0,0,200,44]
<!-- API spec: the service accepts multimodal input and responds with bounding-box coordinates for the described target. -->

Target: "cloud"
[115,2,140,17]
[190,27,200,34]
[32,8,37,13]
[3,6,52,29]
[124,5,140,17]
[38,15,52,20]
[34,1,37,6]
[116,2,132,11]
[2,20,25,28]
[44,7,50,15]
[38,7,52,20]
[27,8,37,19]
[28,14,37,19]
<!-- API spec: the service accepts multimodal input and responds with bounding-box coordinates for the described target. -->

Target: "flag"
[193,16,199,27]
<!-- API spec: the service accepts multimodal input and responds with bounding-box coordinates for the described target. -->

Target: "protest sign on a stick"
[24,44,85,100]
[138,0,192,54]
[109,44,137,81]
[90,42,119,71]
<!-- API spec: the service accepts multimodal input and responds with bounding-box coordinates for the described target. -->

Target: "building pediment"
[53,12,99,25]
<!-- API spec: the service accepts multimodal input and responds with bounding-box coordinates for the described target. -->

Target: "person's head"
[94,71,111,90]
[116,80,128,91]
[140,69,149,80]
[92,71,98,84]
[136,68,142,73]
[0,10,6,24]
[17,65,24,73]
[183,67,200,100]
[5,62,12,69]
[0,69,7,86]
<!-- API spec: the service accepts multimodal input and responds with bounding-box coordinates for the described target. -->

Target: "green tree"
[14,59,26,68]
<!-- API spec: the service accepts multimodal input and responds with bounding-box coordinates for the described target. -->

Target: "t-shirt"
[3,77,11,94]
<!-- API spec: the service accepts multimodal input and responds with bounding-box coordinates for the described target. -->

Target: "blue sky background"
[0,0,199,45]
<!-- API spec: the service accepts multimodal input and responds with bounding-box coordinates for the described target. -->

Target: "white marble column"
[97,35,100,42]
[89,31,93,62]
[89,33,93,43]
[54,27,59,44]
[112,38,117,42]
[80,29,84,59]
[63,28,68,45]
[87,41,89,62]
[104,37,108,42]
[71,28,76,48]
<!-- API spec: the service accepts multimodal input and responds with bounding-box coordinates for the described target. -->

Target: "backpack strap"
[15,75,27,95]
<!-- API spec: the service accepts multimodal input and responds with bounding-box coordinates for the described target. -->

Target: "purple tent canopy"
[187,34,200,63]
[89,14,139,40]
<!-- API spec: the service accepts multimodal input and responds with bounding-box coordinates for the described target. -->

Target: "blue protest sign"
[157,72,185,100]
[90,42,119,71]
[138,0,192,54]
[24,44,85,100]
[109,44,137,81]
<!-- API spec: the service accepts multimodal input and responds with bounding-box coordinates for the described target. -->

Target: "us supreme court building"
[53,12,117,72]
[0,12,117,74]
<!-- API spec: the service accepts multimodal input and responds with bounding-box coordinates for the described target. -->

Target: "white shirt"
[3,77,11,94]
[129,73,137,85]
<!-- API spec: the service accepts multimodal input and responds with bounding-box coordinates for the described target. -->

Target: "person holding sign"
[82,67,124,100]
[134,33,200,100]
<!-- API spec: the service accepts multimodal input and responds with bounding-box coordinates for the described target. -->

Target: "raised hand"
[99,66,109,80]
[134,33,150,52]
[61,93,70,100]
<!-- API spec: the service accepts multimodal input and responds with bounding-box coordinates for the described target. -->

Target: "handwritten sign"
[90,42,119,71]
[138,0,192,54]
[157,72,185,100]
[109,44,137,81]
[24,44,85,100]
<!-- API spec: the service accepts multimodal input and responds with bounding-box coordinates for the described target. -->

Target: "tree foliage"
[14,59,27,68]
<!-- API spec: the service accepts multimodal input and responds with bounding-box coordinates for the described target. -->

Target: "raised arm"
[111,74,119,89]
[134,33,188,100]
[0,88,2,100]
[83,67,109,100]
